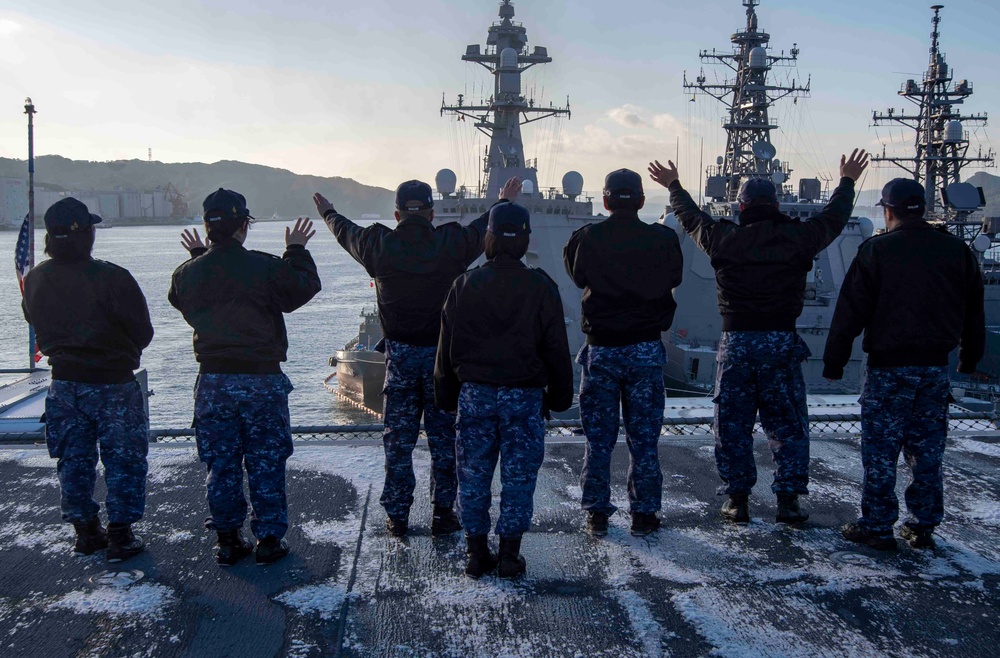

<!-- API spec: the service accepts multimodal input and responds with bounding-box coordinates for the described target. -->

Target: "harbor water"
[0,223,387,428]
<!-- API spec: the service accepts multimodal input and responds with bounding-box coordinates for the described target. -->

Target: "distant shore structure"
[0,178,191,228]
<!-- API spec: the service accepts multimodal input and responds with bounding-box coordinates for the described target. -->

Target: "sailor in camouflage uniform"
[564,169,683,537]
[825,179,985,550]
[436,202,573,578]
[22,197,153,561]
[650,149,869,524]
[169,189,321,565]
[314,178,521,538]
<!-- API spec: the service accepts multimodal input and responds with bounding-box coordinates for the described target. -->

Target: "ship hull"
[333,349,386,415]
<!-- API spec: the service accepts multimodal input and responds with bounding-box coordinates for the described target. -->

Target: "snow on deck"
[0,436,998,657]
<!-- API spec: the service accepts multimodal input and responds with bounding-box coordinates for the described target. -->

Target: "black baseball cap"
[395,180,434,211]
[203,188,253,222]
[876,178,926,211]
[603,169,644,200]
[487,202,531,237]
[738,178,778,205]
[44,197,102,235]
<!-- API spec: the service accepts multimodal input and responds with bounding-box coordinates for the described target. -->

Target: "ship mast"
[441,0,570,198]
[684,0,810,204]
[872,4,994,227]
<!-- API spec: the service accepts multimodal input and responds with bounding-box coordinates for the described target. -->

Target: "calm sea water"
[0,223,384,428]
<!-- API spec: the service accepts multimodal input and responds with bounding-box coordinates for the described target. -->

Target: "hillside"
[0,156,396,220]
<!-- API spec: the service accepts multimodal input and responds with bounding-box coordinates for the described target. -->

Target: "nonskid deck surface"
[0,437,998,657]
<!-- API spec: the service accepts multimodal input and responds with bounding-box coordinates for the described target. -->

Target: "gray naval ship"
[331,0,601,415]
[659,0,875,396]
[870,4,997,399]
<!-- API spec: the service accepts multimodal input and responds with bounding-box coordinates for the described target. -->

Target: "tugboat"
[871,4,996,404]
[328,0,601,416]
[327,308,384,415]
[660,0,873,395]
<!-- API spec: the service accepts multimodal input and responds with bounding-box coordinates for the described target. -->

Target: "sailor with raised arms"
[649,149,869,525]
[313,177,522,539]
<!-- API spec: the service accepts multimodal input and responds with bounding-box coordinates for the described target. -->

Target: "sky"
[1,0,998,198]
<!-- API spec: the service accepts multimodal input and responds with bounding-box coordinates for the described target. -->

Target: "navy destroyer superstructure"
[330,0,600,415]
[660,0,872,394]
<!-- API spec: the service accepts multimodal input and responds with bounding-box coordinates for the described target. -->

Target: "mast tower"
[872,4,994,229]
[440,1,570,198]
[684,0,810,205]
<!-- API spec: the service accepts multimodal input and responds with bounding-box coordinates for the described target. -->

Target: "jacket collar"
[887,219,935,233]
[738,205,793,227]
[608,209,642,223]
[395,215,434,231]
[486,254,526,268]
[208,237,245,251]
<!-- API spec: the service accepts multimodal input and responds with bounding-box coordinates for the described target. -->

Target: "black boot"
[841,523,898,551]
[630,513,661,537]
[900,524,936,549]
[465,535,497,579]
[431,506,462,536]
[385,516,409,538]
[497,536,526,579]
[216,528,254,566]
[256,537,290,565]
[721,494,750,523]
[775,494,809,524]
[586,511,609,537]
[72,517,108,556]
[106,523,144,562]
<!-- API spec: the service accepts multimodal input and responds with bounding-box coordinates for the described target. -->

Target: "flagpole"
[25,97,36,372]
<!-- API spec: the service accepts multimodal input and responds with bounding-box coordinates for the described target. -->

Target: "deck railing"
[2,412,997,444]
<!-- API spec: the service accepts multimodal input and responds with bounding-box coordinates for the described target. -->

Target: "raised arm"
[802,149,868,254]
[462,177,523,264]
[648,159,725,258]
[273,217,322,313]
[314,192,379,275]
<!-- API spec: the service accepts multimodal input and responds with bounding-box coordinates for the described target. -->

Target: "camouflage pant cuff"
[857,520,893,537]
[106,513,143,526]
[772,486,809,495]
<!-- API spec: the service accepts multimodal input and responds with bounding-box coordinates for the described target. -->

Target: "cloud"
[651,113,686,134]
[607,105,648,128]
[0,19,23,37]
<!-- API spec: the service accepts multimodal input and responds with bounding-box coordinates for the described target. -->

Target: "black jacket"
[168,238,321,372]
[324,209,492,347]
[22,257,153,384]
[669,177,856,331]
[563,210,683,346]
[434,256,574,414]
[823,220,985,378]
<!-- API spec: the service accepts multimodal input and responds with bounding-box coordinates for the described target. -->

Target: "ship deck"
[1,433,998,657]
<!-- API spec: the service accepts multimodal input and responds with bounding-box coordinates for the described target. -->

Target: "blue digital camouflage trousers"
[857,366,949,536]
[381,340,457,520]
[45,379,148,525]
[579,341,666,516]
[713,331,810,496]
[193,374,294,539]
[456,383,545,538]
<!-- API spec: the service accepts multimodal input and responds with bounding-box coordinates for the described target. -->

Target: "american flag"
[14,213,31,294]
